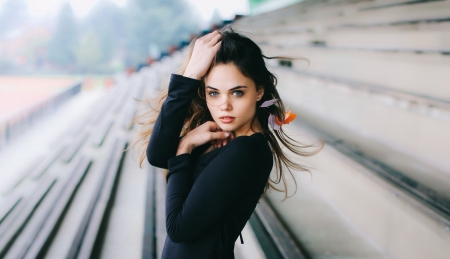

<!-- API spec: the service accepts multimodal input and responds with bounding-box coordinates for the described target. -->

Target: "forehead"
[205,63,255,90]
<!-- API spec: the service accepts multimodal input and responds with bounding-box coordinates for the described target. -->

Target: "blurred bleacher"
[0,0,449,258]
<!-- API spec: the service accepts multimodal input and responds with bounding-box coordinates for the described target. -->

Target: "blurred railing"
[0,82,82,151]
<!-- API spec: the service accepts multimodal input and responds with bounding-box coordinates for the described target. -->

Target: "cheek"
[236,98,256,116]
[207,104,217,117]
[207,105,224,122]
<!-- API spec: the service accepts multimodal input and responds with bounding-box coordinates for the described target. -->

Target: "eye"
[208,91,219,97]
[233,90,244,97]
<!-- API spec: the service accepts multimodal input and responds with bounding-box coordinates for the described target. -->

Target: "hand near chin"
[209,128,235,148]
[183,30,222,80]
[176,121,233,155]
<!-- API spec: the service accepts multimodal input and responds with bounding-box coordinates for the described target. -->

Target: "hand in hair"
[176,121,232,155]
[183,30,222,80]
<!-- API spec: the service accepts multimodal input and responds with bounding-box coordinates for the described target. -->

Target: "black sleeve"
[164,137,263,243]
[146,73,201,169]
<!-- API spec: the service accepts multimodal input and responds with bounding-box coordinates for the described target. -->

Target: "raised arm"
[146,30,223,168]
[164,137,272,243]
[146,74,200,168]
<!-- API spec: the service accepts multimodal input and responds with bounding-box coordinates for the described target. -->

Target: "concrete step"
[266,123,450,259]
[269,66,450,202]
[238,0,450,31]
[249,23,450,53]
[0,90,105,195]
[261,46,450,102]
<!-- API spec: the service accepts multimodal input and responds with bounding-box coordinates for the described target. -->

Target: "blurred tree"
[75,30,103,73]
[22,33,50,70]
[47,3,78,68]
[124,0,200,66]
[82,0,126,66]
[0,0,201,74]
[0,0,28,38]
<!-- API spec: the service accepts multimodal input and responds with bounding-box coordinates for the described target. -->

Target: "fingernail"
[224,133,229,137]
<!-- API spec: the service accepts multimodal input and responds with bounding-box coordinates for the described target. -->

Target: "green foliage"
[1,0,201,74]
[83,0,126,65]
[22,34,49,65]
[47,3,78,67]
[124,0,200,66]
[75,30,103,72]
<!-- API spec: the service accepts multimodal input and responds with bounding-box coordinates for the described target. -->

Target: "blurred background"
[0,0,449,259]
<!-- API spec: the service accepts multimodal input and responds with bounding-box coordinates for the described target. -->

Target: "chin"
[215,121,235,131]
[218,124,236,131]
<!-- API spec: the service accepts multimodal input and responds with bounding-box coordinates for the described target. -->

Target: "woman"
[131,27,323,259]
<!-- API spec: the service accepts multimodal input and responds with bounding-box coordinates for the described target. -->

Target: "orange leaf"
[275,110,297,126]
[284,111,291,120]
[284,112,296,124]
[275,116,282,126]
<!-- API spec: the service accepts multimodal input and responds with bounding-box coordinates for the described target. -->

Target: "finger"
[201,30,219,43]
[208,121,222,132]
[208,33,222,46]
[199,32,215,43]
[210,131,229,141]
[199,31,214,40]
[213,40,221,51]
[225,132,234,144]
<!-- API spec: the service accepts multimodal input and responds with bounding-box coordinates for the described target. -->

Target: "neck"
[233,118,263,137]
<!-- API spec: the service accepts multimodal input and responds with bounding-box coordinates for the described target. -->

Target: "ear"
[256,85,264,101]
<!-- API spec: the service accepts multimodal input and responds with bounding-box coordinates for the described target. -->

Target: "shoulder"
[218,134,273,183]
[230,134,271,151]
[220,134,273,166]
[226,135,261,152]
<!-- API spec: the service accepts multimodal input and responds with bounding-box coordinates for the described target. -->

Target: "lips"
[219,116,235,123]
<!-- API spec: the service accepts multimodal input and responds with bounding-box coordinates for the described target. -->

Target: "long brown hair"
[127,26,324,201]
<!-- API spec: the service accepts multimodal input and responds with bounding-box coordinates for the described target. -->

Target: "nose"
[220,95,232,111]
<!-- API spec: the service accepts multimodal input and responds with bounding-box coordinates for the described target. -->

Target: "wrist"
[183,70,201,80]
[176,146,193,156]
[176,137,194,155]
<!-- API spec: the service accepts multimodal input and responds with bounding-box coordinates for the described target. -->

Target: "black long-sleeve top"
[146,73,273,259]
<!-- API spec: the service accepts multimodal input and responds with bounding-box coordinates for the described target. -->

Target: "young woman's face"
[204,63,264,137]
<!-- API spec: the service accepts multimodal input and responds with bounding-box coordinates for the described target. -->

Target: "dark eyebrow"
[206,86,247,91]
